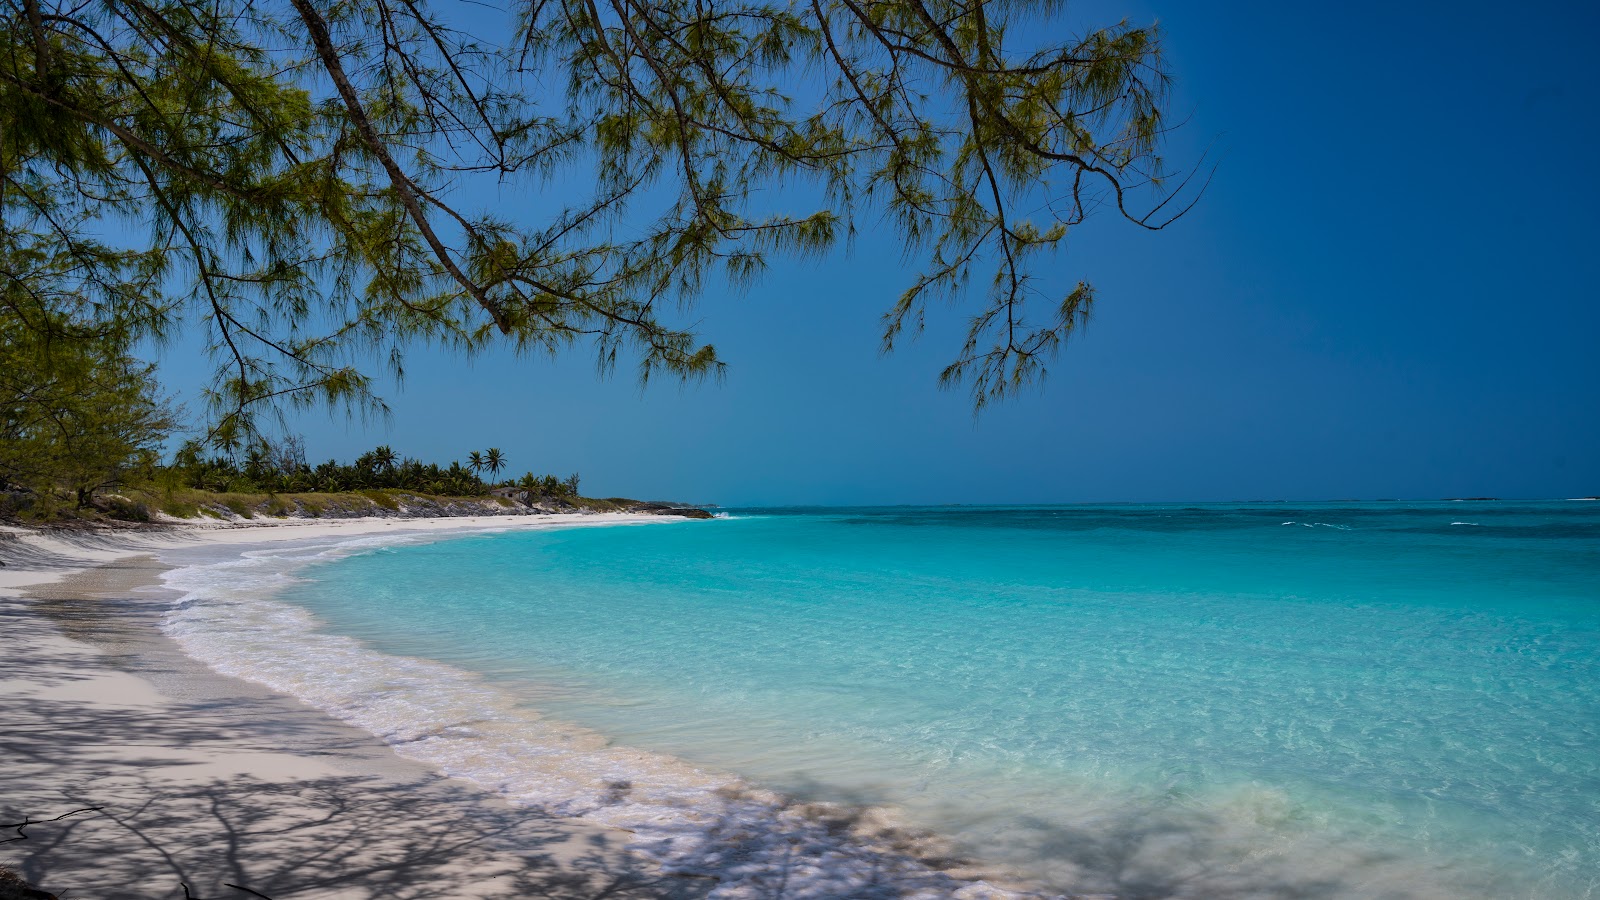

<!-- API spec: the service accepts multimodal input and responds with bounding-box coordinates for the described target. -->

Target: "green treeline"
[1,291,583,520]
[2,283,583,521]
[170,439,578,500]
[2,297,591,521]
[0,325,582,521]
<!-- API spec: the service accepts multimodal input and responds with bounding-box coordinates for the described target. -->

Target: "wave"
[157,536,1027,900]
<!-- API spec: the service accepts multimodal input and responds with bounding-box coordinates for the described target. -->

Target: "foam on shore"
[157,534,1027,900]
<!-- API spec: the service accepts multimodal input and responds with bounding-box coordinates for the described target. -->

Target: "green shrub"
[105,496,150,522]
[161,498,200,519]
[359,489,399,510]
[0,489,36,519]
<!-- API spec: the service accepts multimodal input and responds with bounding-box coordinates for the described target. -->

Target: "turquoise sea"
[162,502,1600,898]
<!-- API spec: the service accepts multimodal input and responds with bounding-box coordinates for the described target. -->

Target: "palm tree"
[373,445,397,473]
[467,450,485,478]
[484,447,505,483]
[242,445,268,481]
[446,461,471,495]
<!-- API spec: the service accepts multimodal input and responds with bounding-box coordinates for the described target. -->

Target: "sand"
[0,515,709,900]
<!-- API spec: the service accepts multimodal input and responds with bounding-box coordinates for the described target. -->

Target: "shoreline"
[0,511,672,598]
[0,514,715,900]
[1,516,1030,900]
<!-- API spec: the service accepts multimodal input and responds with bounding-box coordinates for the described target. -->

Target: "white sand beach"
[2,514,1033,900]
[0,514,711,900]
[1,512,656,598]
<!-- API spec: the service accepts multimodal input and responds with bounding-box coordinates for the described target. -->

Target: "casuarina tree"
[1,0,1203,445]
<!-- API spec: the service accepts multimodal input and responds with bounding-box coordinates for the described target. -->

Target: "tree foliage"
[0,307,177,507]
[1,0,1200,442]
[166,438,572,499]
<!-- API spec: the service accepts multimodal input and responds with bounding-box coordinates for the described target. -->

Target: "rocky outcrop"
[488,487,577,513]
[622,502,715,519]
[488,488,715,519]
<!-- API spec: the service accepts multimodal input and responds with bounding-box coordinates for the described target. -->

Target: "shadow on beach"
[3,766,701,900]
[1,592,709,900]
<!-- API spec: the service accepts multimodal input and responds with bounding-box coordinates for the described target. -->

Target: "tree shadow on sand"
[2,594,711,900]
[2,692,713,900]
[5,769,707,900]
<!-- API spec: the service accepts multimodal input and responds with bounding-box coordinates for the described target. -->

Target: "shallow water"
[163,503,1600,898]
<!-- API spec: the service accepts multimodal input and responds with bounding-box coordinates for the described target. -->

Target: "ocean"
[160,502,1600,898]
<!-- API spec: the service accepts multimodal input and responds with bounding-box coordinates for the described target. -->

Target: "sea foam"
[158,537,1027,900]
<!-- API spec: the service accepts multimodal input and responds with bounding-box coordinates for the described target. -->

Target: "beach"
[0,515,714,900]
[6,504,1596,899]
[2,514,1024,900]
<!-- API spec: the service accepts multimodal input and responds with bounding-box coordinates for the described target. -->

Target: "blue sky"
[153,0,1600,505]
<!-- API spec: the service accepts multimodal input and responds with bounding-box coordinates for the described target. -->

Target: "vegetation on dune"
[0,430,599,522]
